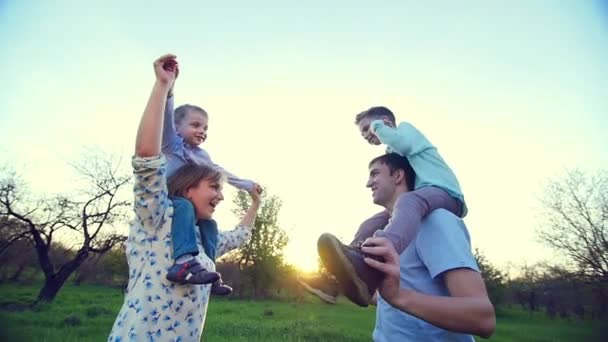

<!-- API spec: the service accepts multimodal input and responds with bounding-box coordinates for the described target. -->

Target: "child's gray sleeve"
[221,166,255,191]
[204,153,255,191]
[161,96,182,155]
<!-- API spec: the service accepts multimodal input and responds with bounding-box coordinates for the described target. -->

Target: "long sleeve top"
[161,96,254,191]
[108,155,252,342]
[372,120,467,216]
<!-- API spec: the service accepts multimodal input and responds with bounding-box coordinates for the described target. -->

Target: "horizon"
[1,0,607,272]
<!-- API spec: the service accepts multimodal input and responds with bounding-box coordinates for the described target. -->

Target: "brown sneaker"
[297,274,339,304]
[210,276,233,296]
[317,233,383,307]
[166,260,220,285]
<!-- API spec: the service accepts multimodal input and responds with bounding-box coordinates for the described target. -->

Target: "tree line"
[1,154,606,319]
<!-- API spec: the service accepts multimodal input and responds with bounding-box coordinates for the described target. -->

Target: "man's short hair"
[369,153,416,191]
[355,106,396,125]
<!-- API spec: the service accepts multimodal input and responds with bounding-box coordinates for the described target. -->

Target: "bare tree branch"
[538,169,608,282]
[0,150,131,302]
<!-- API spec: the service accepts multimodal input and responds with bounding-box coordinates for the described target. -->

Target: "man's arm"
[392,269,495,338]
[362,237,496,339]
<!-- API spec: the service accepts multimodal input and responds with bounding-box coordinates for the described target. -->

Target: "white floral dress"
[108,155,252,342]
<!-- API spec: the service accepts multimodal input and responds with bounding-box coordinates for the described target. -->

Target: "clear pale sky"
[1,1,607,271]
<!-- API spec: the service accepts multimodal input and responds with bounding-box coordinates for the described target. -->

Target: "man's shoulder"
[415,209,471,250]
[420,209,464,231]
[413,209,478,278]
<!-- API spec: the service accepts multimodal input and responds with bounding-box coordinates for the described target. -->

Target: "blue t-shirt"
[371,120,468,216]
[373,209,479,342]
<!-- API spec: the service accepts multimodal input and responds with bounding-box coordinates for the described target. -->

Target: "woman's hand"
[250,183,263,204]
[135,54,178,157]
[239,186,262,228]
[153,54,179,88]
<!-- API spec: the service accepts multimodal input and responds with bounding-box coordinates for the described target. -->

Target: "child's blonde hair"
[174,104,208,125]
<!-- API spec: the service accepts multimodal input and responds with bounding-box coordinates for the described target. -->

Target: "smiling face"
[185,177,224,220]
[357,116,381,145]
[366,160,398,206]
[177,109,208,146]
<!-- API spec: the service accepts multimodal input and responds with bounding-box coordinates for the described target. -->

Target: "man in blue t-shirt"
[319,153,495,340]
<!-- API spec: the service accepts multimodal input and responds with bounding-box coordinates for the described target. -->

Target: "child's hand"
[248,185,262,204]
[166,59,180,97]
[153,54,179,87]
[382,117,395,128]
[253,183,263,195]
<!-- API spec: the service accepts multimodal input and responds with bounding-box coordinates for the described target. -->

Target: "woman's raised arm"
[135,54,179,157]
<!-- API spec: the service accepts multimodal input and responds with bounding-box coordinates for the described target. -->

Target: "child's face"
[357,117,381,145]
[177,110,208,146]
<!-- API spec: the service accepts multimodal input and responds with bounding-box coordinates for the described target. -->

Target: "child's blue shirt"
[371,120,467,216]
[161,96,254,191]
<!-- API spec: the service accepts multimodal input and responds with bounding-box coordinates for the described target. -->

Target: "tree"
[538,169,607,282]
[0,152,130,302]
[474,248,508,305]
[538,168,608,318]
[505,262,597,319]
[229,190,288,298]
[72,243,128,287]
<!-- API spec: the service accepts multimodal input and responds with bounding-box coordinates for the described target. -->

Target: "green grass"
[489,306,605,342]
[0,284,604,341]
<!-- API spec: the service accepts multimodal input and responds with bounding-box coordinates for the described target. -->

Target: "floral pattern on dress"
[108,155,252,342]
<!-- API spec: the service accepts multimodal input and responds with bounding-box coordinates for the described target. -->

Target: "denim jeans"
[170,197,218,261]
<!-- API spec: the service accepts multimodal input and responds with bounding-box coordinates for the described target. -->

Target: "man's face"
[366,161,397,206]
[357,117,381,145]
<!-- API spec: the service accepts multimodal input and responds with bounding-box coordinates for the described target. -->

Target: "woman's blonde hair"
[167,164,223,198]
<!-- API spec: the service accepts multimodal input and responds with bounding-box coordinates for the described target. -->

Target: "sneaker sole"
[166,272,219,285]
[166,274,187,285]
[296,277,337,304]
[317,233,370,307]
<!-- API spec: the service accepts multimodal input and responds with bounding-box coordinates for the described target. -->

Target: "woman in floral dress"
[108,54,261,342]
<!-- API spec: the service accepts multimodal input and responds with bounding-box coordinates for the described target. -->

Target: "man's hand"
[361,237,401,306]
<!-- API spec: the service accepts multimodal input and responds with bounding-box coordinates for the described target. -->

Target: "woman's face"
[185,178,224,219]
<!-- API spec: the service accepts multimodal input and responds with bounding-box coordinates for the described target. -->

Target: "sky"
[1,0,607,272]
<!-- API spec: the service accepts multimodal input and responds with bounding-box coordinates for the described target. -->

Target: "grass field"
[0,284,604,341]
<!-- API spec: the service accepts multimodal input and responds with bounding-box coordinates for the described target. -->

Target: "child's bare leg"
[374,186,462,254]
